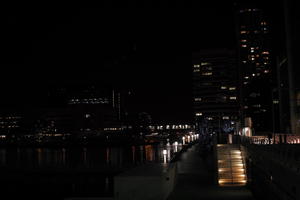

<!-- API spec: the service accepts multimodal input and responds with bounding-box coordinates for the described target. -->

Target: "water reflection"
[0,143,181,169]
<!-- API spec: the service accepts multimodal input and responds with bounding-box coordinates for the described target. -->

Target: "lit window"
[241,39,247,43]
[207,117,213,120]
[202,72,212,76]
[193,64,200,68]
[261,21,267,26]
[195,113,202,116]
[273,100,279,104]
[194,98,202,101]
[264,70,269,73]
[222,116,229,120]
[230,96,237,100]
[242,60,247,64]
[244,76,249,79]
[221,86,227,90]
[201,62,211,66]
[253,104,261,108]
[262,51,269,55]
[241,44,247,48]
[229,87,236,90]
[240,31,247,34]
[193,69,200,72]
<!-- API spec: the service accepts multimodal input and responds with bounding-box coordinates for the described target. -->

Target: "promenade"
[168,144,255,200]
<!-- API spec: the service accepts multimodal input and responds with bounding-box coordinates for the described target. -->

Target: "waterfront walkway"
[167,144,255,200]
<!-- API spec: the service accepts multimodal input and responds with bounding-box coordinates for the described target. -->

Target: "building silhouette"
[192,49,239,138]
[235,4,275,134]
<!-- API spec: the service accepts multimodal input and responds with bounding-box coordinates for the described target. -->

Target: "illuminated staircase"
[217,144,247,186]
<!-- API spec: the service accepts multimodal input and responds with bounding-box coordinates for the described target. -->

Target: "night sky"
[2,2,239,122]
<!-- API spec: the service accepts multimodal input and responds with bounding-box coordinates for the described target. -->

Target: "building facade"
[192,50,239,138]
[236,5,275,134]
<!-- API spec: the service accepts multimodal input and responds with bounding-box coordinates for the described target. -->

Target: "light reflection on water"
[0,143,182,169]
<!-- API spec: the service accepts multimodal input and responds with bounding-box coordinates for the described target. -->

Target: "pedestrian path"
[167,144,255,200]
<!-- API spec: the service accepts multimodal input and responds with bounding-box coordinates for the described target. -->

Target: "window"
[193,64,200,68]
[193,69,200,72]
[194,98,202,102]
[201,62,211,66]
[195,113,202,116]
[221,86,227,90]
[230,96,237,100]
[229,87,236,90]
[222,116,229,120]
[202,72,212,76]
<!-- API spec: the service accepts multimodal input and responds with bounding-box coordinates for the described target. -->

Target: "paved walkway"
[168,144,255,200]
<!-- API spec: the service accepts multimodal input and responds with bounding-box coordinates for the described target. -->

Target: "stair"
[217,144,247,186]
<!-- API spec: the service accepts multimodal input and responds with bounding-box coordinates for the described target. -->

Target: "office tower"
[192,50,238,138]
[236,5,274,134]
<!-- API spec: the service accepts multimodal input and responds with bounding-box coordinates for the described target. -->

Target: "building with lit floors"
[236,4,276,135]
[192,50,239,139]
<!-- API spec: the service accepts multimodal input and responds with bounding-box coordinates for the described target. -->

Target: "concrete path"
[167,144,255,200]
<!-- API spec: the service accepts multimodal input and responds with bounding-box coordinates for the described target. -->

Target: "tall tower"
[236,5,274,134]
[192,50,239,140]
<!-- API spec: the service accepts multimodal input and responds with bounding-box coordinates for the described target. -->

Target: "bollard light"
[163,149,167,163]
[163,149,167,155]
[174,141,178,152]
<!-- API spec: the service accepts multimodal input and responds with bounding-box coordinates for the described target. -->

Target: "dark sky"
[1,3,238,122]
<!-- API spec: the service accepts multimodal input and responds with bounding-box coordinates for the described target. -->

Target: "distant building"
[38,84,120,136]
[0,114,22,136]
[192,50,239,136]
[235,4,275,134]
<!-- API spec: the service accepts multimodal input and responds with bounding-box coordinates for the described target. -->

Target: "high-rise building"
[192,50,239,138]
[275,0,300,135]
[236,5,275,134]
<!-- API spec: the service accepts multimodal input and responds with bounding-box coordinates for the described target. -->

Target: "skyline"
[1,2,278,122]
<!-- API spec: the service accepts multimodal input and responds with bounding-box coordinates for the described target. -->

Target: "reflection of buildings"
[236,4,275,134]
[192,50,239,136]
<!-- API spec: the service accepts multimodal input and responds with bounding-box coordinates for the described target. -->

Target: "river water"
[0,143,182,199]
